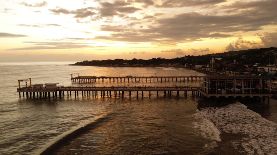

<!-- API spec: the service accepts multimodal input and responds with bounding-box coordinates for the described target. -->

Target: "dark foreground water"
[0,62,277,155]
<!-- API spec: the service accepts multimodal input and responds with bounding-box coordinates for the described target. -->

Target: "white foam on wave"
[195,102,277,155]
[193,113,221,142]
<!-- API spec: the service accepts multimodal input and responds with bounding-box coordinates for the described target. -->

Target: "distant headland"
[73,47,277,73]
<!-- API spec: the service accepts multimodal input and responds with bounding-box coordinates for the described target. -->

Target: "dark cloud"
[50,7,96,18]
[96,31,156,42]
[154,10,275,40]
[0,32,26,38]
[158,0,226,7]
[127,0,225,7]
[51,8,70,14]
[101,25,125,32]
[9,41,90,50]
[96,0,276,43]
[127,0,155,7]
[100,1,141,17]
[97,12,244,42]
[21,1,47,7]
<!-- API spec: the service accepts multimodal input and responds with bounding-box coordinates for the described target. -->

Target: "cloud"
[9,41,90,50]
[50,7,96,18]
[127,0,155,7]
[100,1,141,17]
[2,8,12,13]
[0,32,26,38]
[21,1,47,7]
[18,24,41,28]
[127,0,225,7]
[153,10,275,40]
[161,49,185,56]
[225,37,262,51]
[96,0,276,43]
[47,24,61,27]
[18,24,61,28]
[129,51,146,55]
[96,12,244,42]
[161,48,210,55]
[259,32,277,47]
[225,31,277,51]
[158,0,226,7]
[189,48,210,55]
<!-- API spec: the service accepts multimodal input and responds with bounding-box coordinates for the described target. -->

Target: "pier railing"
[71,75,205,84]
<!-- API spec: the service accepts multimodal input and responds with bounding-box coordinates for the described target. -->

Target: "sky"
[0,0,276,62]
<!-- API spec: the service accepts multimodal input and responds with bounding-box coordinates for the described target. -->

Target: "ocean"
[0,62,277,155]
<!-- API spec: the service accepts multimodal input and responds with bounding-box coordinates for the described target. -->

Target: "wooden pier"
[17,86,201,99]
[17,74,274,102]
[71,75,205,84]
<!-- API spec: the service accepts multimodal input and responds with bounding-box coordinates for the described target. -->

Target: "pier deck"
[17,86,201,99]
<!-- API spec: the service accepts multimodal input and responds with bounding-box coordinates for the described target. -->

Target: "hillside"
[74,47,277,67]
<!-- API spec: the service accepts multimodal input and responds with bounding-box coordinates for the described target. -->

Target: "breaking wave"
[38,113,113,155]
[194,102,277,155]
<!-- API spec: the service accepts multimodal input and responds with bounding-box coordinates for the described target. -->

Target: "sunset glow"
[0,0,276,61]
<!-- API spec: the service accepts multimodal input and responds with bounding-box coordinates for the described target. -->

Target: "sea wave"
[193,111,221,151]
[194,102,277,155]
[37,112,113,155]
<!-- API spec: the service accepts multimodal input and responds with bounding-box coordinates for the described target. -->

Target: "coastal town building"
[200,75,272,99]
